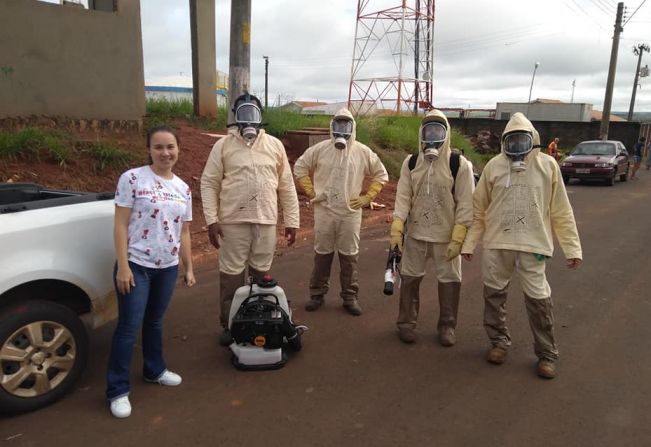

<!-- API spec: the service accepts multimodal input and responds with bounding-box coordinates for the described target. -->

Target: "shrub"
[87,142,132,171]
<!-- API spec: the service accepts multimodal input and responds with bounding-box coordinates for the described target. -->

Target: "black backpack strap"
[450,150,460,180]
[450,150,460,195]
[408,153,418,171]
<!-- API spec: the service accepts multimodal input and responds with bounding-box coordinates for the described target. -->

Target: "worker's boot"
[219,271,245,346]
[339,253,362,316]
[483,285,512,362]
[247,265,268,284]
[437,281,461,347]
[524,294,559,379]
[396,275,423,343]
[306,252,334,311]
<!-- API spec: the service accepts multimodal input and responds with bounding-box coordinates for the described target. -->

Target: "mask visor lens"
[504,132,533,156]
[332,118,353,139]
[235,104,262,124]
[421,122,447,145]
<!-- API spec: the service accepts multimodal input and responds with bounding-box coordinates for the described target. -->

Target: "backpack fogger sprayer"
[383,246,401,295]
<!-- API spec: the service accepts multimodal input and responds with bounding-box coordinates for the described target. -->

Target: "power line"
[624,0,649,26]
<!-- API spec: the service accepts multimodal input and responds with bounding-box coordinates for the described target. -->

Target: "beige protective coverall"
[294,108,388,312]
[393,109,475,338]
[201,128,300,326]
[461,112,582,361]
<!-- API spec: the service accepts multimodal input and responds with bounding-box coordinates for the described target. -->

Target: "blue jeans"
[106,261,178,400]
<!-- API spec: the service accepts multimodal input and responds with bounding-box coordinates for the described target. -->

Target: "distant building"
[145,86,228,107]
[495,99,594,122]
[145,70,228,107]
[281,100,377,115]
[280,101,329,113]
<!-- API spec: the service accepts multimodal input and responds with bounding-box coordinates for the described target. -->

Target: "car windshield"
[572,143,616,156]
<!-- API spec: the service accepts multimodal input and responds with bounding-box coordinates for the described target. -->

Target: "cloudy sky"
[138,0,651,112]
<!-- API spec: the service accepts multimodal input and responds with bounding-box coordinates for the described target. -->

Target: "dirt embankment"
[1,119,397,265]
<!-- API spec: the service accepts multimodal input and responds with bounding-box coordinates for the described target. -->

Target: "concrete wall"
[0,0,145,121]
[495,103,593,122]
[449,118,642,153]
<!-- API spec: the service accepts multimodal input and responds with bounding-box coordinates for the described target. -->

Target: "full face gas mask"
[420,121,447,162]
[233,94,263,145]
[503,131,534,172]
[331,118,353,150]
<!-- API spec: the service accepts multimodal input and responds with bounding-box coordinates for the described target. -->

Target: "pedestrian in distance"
[389,109,475,345]
[200,93,300,345]
[461,112,582,380]
[630,136,645,179]
[294,108,388,316]
[548,137,561,161]
[107,125,196,418]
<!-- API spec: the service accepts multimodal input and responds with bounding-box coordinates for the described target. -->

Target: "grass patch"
[86,142,132,171]
[0,127,75,164]
[263,108,331,138]
[146,98,193,120]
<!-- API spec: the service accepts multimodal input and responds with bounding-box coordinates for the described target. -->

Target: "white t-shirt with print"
[115,165,192,268]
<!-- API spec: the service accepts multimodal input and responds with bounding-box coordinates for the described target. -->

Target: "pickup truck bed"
[0,183,114,214]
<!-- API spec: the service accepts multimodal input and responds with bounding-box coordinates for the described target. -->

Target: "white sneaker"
[145,369,182,386]
[110,396,131,418]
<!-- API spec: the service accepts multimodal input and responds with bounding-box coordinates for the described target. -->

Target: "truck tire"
[0,300,88,415]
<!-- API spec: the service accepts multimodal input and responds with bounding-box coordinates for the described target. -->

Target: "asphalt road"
[2,173,651,446]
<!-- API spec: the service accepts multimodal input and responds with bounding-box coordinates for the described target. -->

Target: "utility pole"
[627,43,650,121]
[189,0,217,117]
[571,79,576,103]
[263,56,269,110]
[228,0,251,122]
[600,2,624,140]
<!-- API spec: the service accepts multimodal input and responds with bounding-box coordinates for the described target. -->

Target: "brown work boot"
[398,327,416,344]
[536,358,556,379]
[486,346,508,365]
[343,299,362,316]
[438,327,456,347]
[305,296,324,312]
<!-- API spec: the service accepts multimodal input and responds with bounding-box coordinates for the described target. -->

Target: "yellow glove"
[390,218,404,252]
[446,224,468,261]
[349,181,383,209]
[297,176,315,200]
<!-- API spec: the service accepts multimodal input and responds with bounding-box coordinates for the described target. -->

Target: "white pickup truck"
[0,183,117,414]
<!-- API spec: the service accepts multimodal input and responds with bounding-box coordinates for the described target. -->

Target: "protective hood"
[501,112,540,158]
[330,108,357,147]
[420,109,452,155]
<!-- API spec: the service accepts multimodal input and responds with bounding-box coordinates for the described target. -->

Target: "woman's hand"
[116,265,135,295]
[184,270,196,287]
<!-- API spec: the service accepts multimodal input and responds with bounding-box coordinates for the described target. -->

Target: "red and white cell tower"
[347,0,435,115]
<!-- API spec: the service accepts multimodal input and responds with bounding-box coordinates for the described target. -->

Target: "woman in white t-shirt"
[106,126,196,418]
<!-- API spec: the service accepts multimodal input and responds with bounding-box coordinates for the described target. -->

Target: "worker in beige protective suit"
[461,112,582,379]
[389,109,475,345]
[294,108,388,316]
[201,93,300,344]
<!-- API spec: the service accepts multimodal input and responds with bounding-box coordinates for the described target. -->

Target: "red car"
[560,140,630,186]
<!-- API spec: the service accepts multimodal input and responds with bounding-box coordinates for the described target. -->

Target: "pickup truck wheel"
[0,300,88,415]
